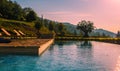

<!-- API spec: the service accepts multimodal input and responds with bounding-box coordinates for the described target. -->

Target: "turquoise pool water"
[0,41,120,71]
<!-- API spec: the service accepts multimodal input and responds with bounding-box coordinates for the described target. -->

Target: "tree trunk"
[36,30,41,38]
[84,32,89,37]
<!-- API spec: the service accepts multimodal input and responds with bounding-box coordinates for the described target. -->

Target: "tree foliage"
[0,0,70,36]
[34,21,42,31]
[0,0,24,20]
[117,31,120,37]
[26,10,37,22]
[74,30,77,35]
[34,21,43,38]
[43,19,49,28]
[58,23,64,32]
[0,0,37,21]
[77,20,95,37]
[58,23,66,36]
[48,21,55,31]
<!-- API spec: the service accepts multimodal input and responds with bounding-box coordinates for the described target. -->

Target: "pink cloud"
[41,11,93,23]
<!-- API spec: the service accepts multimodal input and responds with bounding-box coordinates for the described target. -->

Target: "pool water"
[0,41,120,71]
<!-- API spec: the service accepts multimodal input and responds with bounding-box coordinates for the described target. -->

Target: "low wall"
[38,39,54,55]
[0,46,39,55]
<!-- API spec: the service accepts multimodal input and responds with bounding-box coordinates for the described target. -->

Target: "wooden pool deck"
[0,39,54,55]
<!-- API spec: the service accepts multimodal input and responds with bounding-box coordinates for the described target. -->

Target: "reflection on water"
[48,41,120,71]
[77,41,93,61]
[0,41,120,71]
[79,41,92,48]
[114,56,120,71]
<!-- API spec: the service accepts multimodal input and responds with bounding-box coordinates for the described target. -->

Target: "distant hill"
[91,29,116,37]
[63,22,116,37]
[63,22,81,35]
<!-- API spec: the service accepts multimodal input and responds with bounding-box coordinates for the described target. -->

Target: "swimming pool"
[0,41,120,71]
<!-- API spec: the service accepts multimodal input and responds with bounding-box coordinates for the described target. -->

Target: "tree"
[0,0,24,20]
[12,1,24,20]
[58,23,65,36]
[34,21,42,38]
[0,0,10,18]
[0,0,38,21]
[74,30,77,36]
[116,31,120,37]
[77,20,95,37]
[23,7,33,15]
[48,21,54,31]
[34,21,42,30]
[23,7,34,21]
[26,10,37,22]
[43,19,49,28]
[102,33,106,37]
[58,23,64,33]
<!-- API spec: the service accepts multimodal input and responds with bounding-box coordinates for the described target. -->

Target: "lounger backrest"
[1,28,11,36]
[18,30,25,35]
[13,29,21,36]
[0,33,2,36]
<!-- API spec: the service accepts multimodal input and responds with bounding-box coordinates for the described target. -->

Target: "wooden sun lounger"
[1,28,11,36]
[18,30,25,36]
[0,28,26,39]
[13,29,21,36]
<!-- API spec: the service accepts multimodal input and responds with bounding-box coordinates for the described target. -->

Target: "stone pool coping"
[0,39,54,55]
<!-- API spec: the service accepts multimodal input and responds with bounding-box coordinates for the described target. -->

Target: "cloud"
[45,11,92,17]
[38,11,93,24]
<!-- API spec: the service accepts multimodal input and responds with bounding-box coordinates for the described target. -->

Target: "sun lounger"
[18,30,25,36]
[1,28,11,36]
[13,29,21,36]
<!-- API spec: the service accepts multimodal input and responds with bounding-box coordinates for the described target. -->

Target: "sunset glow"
[12,0,120,33]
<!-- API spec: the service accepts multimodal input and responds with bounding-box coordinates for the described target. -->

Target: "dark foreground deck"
[0,39,54,55]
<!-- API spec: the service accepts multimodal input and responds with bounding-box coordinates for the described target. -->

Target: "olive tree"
[77,20,95,37]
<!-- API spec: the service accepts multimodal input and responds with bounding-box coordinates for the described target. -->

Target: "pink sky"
[14,0,120,33]
[37,0,120,33]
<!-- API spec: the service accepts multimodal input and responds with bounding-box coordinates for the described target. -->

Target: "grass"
[0,18,34,27]
[55,36,120,44]
[56,36,120,40]
[0,18,36,37]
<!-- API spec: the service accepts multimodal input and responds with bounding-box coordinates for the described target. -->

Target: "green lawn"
[0,18,34,27]
[55,36,120,41]
[0,18,36,37]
